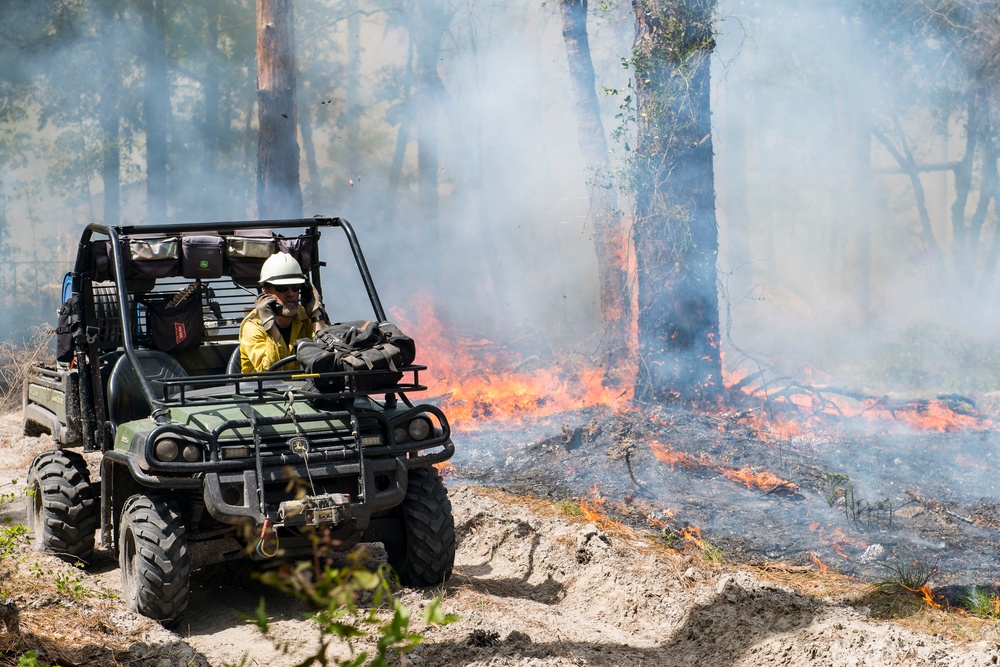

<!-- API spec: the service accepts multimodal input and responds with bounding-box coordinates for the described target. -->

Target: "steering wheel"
[267,355,298,372]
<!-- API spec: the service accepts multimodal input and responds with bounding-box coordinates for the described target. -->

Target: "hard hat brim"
[262,273,306,286]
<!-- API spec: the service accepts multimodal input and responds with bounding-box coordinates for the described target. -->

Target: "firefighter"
[239,252,328,372]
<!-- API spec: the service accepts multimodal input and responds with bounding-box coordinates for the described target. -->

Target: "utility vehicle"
[21,217,455,622]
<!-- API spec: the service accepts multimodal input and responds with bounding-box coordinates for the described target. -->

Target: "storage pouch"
[127,237,180,279]
[145,287,204,353]
[277,235,317,273]
[225,236,275,279]
[181,235,224,279]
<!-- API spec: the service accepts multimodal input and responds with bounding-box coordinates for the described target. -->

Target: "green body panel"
[113,418,157,452]
[112,399,352,452]
[27,383,66,422]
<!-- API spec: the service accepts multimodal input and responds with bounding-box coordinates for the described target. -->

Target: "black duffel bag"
[296,320,415,392]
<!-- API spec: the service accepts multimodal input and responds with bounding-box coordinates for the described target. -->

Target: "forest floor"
[4,407,1000,666]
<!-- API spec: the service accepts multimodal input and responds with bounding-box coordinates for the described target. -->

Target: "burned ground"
[452,400,1000,597]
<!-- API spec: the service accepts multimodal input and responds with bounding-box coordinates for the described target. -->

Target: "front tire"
[386,467,455,587]
[27,449,97,563]
[119,494,191,622]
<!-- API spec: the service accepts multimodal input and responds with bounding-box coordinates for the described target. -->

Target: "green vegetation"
[554,500,584,517]
[958,587,1000,619]
[229,550,457,667]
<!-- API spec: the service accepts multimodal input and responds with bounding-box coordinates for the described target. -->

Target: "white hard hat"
[259,252,306,286]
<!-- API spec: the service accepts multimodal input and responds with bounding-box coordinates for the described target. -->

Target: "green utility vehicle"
[21,217,455,622]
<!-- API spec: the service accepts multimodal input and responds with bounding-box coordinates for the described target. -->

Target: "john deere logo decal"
[200,259,209,269]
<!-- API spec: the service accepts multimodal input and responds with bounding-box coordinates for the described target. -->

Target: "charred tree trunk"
[631,0,723,404]
[142,0,169,223]
[256,0,302,220]
[558,0,631,376]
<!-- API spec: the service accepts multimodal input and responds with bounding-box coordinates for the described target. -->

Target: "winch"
[278,493,351,526]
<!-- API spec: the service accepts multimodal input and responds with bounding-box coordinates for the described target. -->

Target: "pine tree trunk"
[257,0,302,220]
[558,0,632,377]
[631,0,723,403]
[143,0,169,223]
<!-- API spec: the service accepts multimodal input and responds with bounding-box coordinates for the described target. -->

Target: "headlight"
[155,438,179,462]
[181,443,202,462]
[408,417,431,441]
[393,426,408,444]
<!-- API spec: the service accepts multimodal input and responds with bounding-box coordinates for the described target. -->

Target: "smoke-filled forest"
[1,0,998,398]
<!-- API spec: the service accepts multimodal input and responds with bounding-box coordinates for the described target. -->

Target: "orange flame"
[918,584,941,609]
[651,441,799,496]
[681,525,705,548]
[810,552,828,573]
[724,356,993,438]
[719,466,799,495]
[391,295,632,427]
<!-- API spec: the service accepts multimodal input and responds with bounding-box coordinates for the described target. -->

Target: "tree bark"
[558,0,632,376]
[99,39,120,227]
[257,0,302,220]
[631,0,723,403]
[200,0,220,190]
[143,0,169,223]
[412,1,448,218]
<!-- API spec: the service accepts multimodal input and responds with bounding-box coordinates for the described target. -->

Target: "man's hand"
[255,293,280,340]
[302,282,329,325]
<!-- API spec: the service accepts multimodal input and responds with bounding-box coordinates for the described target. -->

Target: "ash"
[451,403,1000,590]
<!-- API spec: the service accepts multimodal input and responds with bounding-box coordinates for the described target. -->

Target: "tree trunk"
[413,2,447,218]
[558,0,632,376]
[631,0,723,404]
[143,0,169,223]
[257,0,302,220]
[344,4,362,211]
[99,43,121,227]
[201,0,221,193]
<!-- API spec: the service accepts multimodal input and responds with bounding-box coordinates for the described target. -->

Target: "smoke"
[0,0,996,397]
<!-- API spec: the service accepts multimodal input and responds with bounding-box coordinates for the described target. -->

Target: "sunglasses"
[269,285,299,295]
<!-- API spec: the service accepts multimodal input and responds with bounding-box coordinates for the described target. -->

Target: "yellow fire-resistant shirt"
[238,306,314,372]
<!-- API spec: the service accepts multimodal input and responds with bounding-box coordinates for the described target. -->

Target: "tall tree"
[631,0,722,403]
[558,0,632,375]
[411,0,451,218]
[257,0,302,219]
[142,0,170,223]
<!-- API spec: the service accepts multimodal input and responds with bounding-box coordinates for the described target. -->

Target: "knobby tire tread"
[395,467,455,587]
[120,494,191,622]
[28,449,97,563]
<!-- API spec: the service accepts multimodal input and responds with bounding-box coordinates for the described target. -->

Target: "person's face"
[264,283,300,318]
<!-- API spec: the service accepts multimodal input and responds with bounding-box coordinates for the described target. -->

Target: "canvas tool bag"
[144,285,204,353]
[295,320,415,392]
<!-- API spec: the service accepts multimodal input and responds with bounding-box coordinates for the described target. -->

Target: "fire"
[810,552,828,573]
[723,351,995,438]
[680,524,705,548]
[650,441,799,496]
[651,442,712,469]
[915,584,941,609]
[391,295,632,427]
[719,466,799,495]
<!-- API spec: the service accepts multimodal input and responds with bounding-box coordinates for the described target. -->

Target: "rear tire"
[386,467,455,587]
[119,494,191,622]
[26,449,97,564]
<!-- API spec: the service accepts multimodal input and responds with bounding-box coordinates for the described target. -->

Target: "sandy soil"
[3,411,1000,667]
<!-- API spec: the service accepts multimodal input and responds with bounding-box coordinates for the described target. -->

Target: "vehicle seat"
[107,350,190,427]
[226,346,243,374]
